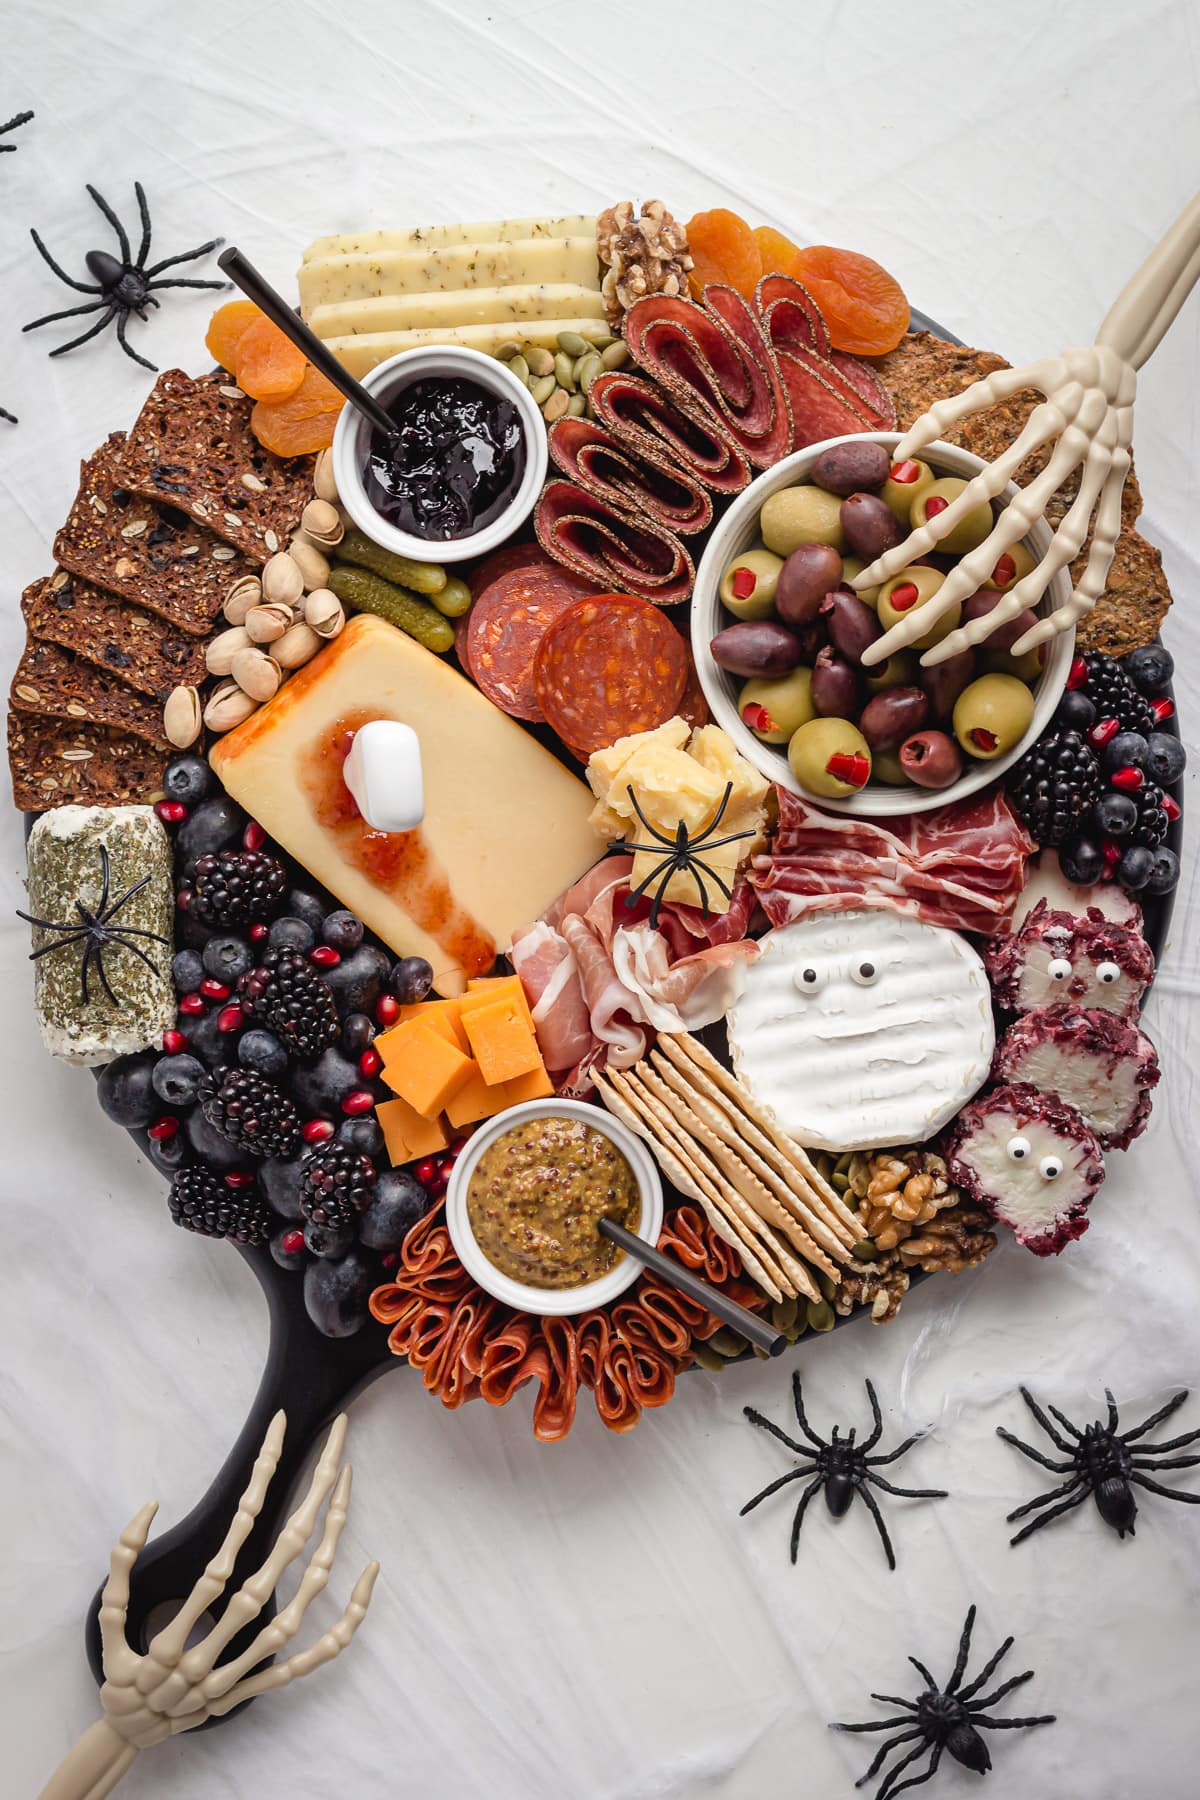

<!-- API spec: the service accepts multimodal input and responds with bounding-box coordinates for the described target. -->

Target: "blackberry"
[1006,729,1101,846]
[168,1167,271,1244]
[200,1065,301,1158]
[1129,779,1169,848]
[1079,652,1154,734]
[191,848,288,926]
[239,946,339,1060]
[300,1139,376,1232]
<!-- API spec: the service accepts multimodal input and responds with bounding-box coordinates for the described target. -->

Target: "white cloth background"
[2,2,1198,1795]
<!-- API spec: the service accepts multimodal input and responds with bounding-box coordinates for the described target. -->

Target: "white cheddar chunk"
[210,616,599,997]
[298,239,601,313]
[303,217,597,260]
[325,318,611,378]
[309,284,606,341]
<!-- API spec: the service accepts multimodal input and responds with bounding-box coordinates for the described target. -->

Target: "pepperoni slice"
[676,653,711,731]
[466,563,595,721]
[466,540,556,600]
[533,594,689,754]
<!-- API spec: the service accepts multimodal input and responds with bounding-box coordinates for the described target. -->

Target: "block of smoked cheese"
[308,284,607,342]
[299,239,602,313]
[302,217,597,261]
[325,318,610,379]
[210,615,599,997]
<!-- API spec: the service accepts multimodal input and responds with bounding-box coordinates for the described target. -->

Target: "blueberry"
[322,909,364,953]
[303,1218,357,1259]
[337,1115,384,1158]
[1145,844,1181,895]
[303,1250,374,1336]
[97,1050,160,1128]
[178,1006,228,1070]
[389,955,434,1005]
[1092,792,1138,840]
[1053,690,1096,734]
[260,1151,311,1220]
[1060,834,1105,886]
[145,1129,189,1176]
[1124,643,1174,695]
[290,1047,362,1117]
[1117,844,1156,892]
[268,915,316,953]
[238,1029,289,1080]
[203,935,255,984]
[185,1106,256,1172]
[152,1052,206,1107]
[174,907,215,952]
[323,944,390,1016]
[1145,731,1186,787]
[286,890,327,936]
[340,1012,376,1058]
[163,755,214,807]
[1100,731,1149,776]
[359,1168,427,1251]
[270,1226,308,1271]
[172,949,205,993]
[176,795,246,872]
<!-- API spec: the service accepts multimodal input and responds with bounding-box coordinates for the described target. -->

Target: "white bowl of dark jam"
[332,345,549,563]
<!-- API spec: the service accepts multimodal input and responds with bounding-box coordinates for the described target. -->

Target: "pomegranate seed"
[430,1169,451,1196]
[178,992,205,1015]
[1101,838,1124,866]
[741,702,774,733]
[826,751,870,788]
[450,1135,471,1154]
[924,495,949,518]
[155,799,188,825]
[1067,655,1088,691]
[968,728,998,753]
[376,994,401,1026]
[302,1118,335,1144]
[176,887,193,911]
[730,566,757,599]
[280,1228,305,1255]
[1111,766,1145,792]
[889,581,919,611]
[1088,718,1120,749]
[1151,696,1175,723]
[242,820,266,852]
[414,1158,438,1188]
[889,460,920,483]
[148,1116,179,1142]
[217,1002,244,1032]
[250,922,269,942]
[341,1088,375,1116]
[358,1047,382,1078]
[310,945,341,967]
[162,1027,187,1055]
[199,978,230,1001]
[992,554,1016,587]
[225,1171,256,1190]
[380,1251,398,1270]
[1163,793,1182,822]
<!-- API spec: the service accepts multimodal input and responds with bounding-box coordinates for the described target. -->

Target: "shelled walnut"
[597,199,694,329]
[847,1149,960,1252]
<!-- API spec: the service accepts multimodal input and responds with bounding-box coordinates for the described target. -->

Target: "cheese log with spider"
[725,911,994,1152]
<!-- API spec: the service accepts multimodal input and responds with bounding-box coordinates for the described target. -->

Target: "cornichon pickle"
[431,575,472,619]
[337,528,448,595]
[328,567,455,653]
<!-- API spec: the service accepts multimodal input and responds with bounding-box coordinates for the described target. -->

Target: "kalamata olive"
[962,589,1040,650]
[810,646,861,719]
[809,441,891,497]
[859,685,930,752]
[761,485,846,555]
[820,589,882,665]
[919,647,976,721]
[774,542,844,625]
[841,492,907,562]
[709,620,805,678]
[900,729,964,789]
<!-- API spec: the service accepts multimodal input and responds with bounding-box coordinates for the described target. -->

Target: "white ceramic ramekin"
[331,345,549,564]
[445,1098,664,1317]
[690,431,1075,816]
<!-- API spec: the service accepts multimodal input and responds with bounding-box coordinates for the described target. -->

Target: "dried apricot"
[788,246,909,356]
[752,225,804,276]
[686,209,763,301]
[205,300,261,374]
[235,315,308,403]
[251,363,344,456]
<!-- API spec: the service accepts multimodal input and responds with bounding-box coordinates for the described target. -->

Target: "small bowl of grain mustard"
[446,1098,664,1316]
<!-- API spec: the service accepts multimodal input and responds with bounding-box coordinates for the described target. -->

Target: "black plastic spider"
[17,844,170,1006]
[608,780,754,927]
[740,1375,948,1570]
[997,1384,1200,1544]
[0,109,33,151]
[831,1604,1055,1800]
[23,181,226,371]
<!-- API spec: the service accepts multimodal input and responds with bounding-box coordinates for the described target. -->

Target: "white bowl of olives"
[691,432,1075,815]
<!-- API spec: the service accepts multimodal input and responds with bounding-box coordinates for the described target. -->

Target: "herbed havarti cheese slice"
[298,238,602,313]
[209,615,599,997]
[325,318,611,378]
[302,216,597,261]
[308,284,606,341]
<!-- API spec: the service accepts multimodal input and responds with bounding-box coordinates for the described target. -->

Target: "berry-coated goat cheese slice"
[946,1082,1105,1256]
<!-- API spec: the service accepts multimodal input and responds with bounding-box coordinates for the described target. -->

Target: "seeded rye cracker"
[55,431,258,636]
[10,637,170,748]
[22,572,207,701]
[115,369,313,562]
[8,710,165,811]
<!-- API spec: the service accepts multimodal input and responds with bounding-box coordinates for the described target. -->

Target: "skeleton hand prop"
[854,190,1200,668]
[38,1411,378,1800]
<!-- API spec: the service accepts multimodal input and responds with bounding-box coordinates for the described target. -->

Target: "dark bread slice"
[9,710,165,811]
[10,637,170,748]
[22,572,206,702]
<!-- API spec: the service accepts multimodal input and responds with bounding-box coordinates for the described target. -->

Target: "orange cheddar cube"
[496,1064,554,1106]
[461,996,543,1085]
[378,1021,474,1116]
[444,1058,554,1129]
[376,1097,449,1164]
[463,973,535,1030]
[377,1001,468,1063]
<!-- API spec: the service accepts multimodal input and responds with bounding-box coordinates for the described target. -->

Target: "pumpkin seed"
[542,388,570,423]
[708,1327,748,1358]
[496,341,522,361]
[806,1298,835,1332]
[553,352,575,392]
[566,392,587,417]
[692,1343,727,1373]
[578,353,602,394]
[851,1238,879,1261]
[524,346,554,378]
[556,329,590,358]
[507,354,530,387]
[529,374,556,406]
[601,339,630,370]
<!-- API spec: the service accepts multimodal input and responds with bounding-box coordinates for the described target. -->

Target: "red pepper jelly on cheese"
[364,376,526,540]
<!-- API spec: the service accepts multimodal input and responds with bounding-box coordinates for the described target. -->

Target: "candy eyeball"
[1039,1155,1064,1180]
[850,959,879,987]
[1047,957,1073,982]
[1095,961,1121,986]
[1006,1135,1033,1162]
[794,964,823,995]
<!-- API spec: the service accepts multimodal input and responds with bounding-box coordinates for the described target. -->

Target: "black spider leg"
[995,1425,1075,1474]
[1,110,35,146]
[944,1605,977,1694]
[1015,1385,1079,1453]
[1008,1487,1090,1545]
[23,297,113,335]
[743,1401,814,1460]
[1122,1389,1194,1444]
[27,227,103,295]
[853,1482,900,1570]
[790,1372,831,1451]
[1128,1472,1200,1505]
[114,310,156,371]
[877,1743,939,1800]
[86,183,134,267]
[0,407,16,423]
[851,1727,928,1788]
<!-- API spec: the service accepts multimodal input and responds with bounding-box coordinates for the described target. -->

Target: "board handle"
[83,1246,391,1720]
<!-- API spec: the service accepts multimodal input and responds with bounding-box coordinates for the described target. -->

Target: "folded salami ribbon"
[590,370,752,493]
[534,481,696,607]
[548,417,713,535]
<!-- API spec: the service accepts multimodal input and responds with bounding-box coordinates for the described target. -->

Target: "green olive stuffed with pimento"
[709,442,1045,798]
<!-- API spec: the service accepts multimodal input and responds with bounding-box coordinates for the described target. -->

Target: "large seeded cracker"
[11,637,170,748]
[54,432,257,636]
[116,370,312,562]
[22,573,207,702]
[8,711,165,811]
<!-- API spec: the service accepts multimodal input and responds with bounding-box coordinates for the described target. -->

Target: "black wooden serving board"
[55,304,1179,1706]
